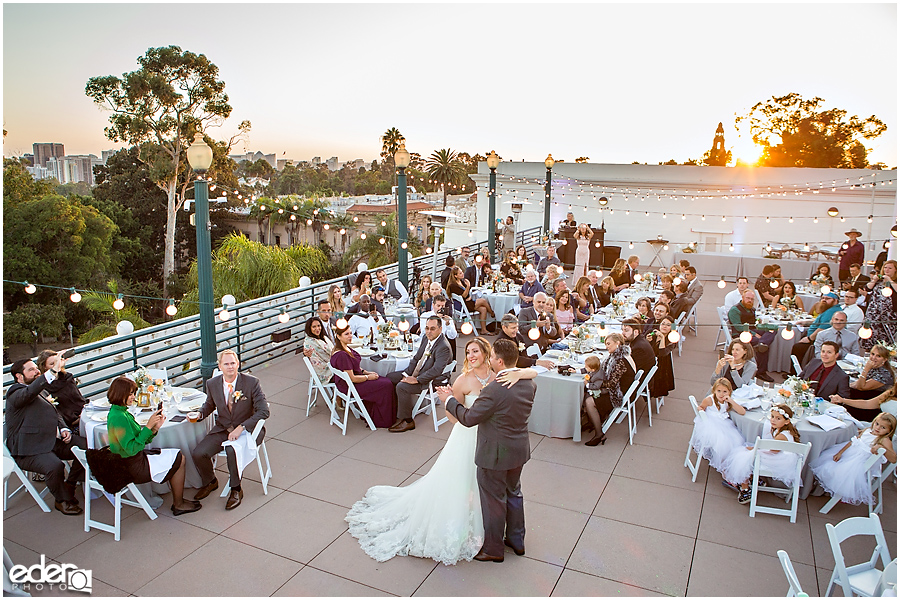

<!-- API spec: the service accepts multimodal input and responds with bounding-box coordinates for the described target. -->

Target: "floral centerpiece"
[778,375,815,411]
[377,321,393,337]
[778,295,797,310]
[569,326,591,353]
[881,343,897,358]
[130,366,164,407]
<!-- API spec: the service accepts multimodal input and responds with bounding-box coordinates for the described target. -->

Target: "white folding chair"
[601,369,643,446]
[684,395,706,482]
[790,355,802,376]
[451,293,473,322]
[217,418,272,498]
[825,513,893,597]
[673,312,688,356]
[3,441,51,513]
[777,549,806,597]
[754,289,765,309]
[714,306,733,351]
[302,356,336,417]
[525,344,541,359]
[412,361,456,432]
[685,303,698,336]
[748,438,812,523]
[635,363,658,426]
[874,559,897,597]
[871,459,897,515]
[329,365,377,434]
[71,447,156,542]
[819,447,886,515]
[146,368,168,385]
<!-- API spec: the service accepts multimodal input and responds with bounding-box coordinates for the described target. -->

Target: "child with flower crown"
[810,412,897,505]
[721,403,803,504]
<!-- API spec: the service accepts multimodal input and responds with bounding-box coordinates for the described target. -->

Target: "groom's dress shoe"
[225,488,243,511]
[504,538,525,556]
[474,550,504,563]
[388,419,415,433]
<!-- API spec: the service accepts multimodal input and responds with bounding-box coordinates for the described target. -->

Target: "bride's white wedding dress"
[345,393,483,565]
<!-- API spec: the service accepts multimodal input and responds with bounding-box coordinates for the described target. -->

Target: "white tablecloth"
[675,252,742,280]
[742,256,820,282]
[473,290,520,322]
[530,369,585,442]
[359,354,411,377]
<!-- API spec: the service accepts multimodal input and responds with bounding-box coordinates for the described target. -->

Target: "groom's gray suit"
[445,372,536,557]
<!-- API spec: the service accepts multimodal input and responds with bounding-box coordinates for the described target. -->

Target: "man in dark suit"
[800,341,851,398]
[4,357,85,515]
[438,338,536,562]
[317,299,336,344]
[669,281,692,320]
[192,349,270,510]
[683,266,704,306]
[387,316,454,433]
[518,292,559,353]
[621,319,655,376]
[464,258,490,289]
[496,314,555,370]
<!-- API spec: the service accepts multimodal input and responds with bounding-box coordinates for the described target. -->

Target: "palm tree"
[328,213,356,254]
[344,219,424,272]
[78,280,152,343]
[381,127,405,187]
[425,148,466,210]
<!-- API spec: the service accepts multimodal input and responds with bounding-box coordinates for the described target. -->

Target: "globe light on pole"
[116,320,134,336]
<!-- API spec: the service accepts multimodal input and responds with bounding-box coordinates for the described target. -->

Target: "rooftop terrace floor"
[3,285,895,597]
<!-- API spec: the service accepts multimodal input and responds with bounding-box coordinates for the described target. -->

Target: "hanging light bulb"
[278,308,290,324]
[69,288,81,303]
[166,299,178,316]
[663,244,669,251]
[113,294,125,310]
[379,237,386,245]
[401,242,408,249]
[219,306,231,321]
[335,313,348,329]
[882,286,893,297]
[718,276,726,289]
[789,216,794,223]
[672,276,681,286]
[739,325,752,344]
[667,330,681,343]
[528,325,541,340]
[781,323,795,340]
[770,279,779,289]
[361,232,367,240]
[813,217,818,223]
[381,220,386,227]
[398,316,410,332]
[858,322,873,339]
[307,219,313,225]
[353,216,359,222]
[24,281,36,294]
[628,242,634,249]
[820,285,831,295]
[803,243,810,251]
[729,243,735,252]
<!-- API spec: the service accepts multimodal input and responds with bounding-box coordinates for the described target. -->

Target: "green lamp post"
[394,143,411,287]
[486,150,500,262]
[543,154,555,237]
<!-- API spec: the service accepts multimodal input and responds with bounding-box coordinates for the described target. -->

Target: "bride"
[345,337,537,565]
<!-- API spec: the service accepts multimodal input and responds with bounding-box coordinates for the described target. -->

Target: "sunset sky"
[3,3,897,167]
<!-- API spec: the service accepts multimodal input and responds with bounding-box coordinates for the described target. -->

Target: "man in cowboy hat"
[838,228,865,283]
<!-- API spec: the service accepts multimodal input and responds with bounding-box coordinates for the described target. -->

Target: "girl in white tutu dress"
[692,378,747,473]
[722,403,802,504]
[810,412,897,505]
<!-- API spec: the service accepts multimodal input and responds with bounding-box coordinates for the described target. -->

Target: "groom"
[438,338,536,562]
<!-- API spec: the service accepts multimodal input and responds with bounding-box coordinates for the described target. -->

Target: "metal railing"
[2,226,543,402]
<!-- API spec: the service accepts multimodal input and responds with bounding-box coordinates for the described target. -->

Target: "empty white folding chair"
[601,370,643,446]
[819,447,886,515]
[753,289,765,309]
[684,395,706,482]
[635,363,658,426]
[777,550,806,597]
[825,513,893,597]
[874,559,897,597]
[412,361,456,432]
[748,438,812,523]
[525,344,541,359]
[3,441,51,513]
[673,312,688,356]
[790,355,802,376]
[145,368,168,385]
[217,418,272,498]
[302,356,336,417]
[329,365,377,434]
[714,306,733,351]
[871,459,897,515]
[71,447,156,542]
[685,303,699,336]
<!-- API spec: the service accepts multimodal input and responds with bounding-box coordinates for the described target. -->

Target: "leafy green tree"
[735,93,887,168]
[3,303,67,354]
[85,45,239,290]
[55,181,93,197]
[343,219,424,271]
[425,148,467,210]
[77,280,152,344]
[328,213,356,254]
[381,127,405,187]
[3,158,54,206]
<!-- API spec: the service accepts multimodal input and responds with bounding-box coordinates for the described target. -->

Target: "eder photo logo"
[8,554,92,594]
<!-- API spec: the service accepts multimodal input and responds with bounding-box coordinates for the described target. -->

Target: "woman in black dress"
[646,316,676,402]
[446,266,494,335]
[37,349,86,430]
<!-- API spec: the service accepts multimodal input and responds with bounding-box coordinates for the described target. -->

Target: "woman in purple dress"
[330,325,396,428]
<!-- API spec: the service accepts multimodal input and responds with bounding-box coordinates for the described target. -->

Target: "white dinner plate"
[177,400,204,412]
[91,413,108,423]
[357,348,376,356]
[391,350,413,359]
[90,398,110,409]
[544,349,565,358]
[397,303,415,309]
[348,341,364,348]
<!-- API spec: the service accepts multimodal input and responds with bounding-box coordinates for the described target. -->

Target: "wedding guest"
[771,280,805,312]
[415,275,433,314]
[369,286,387,317]
[643,302,670,336]
[518,268,544,309]
[541,264,563,291]
[555,289,577,333]
[464,258,490,289]
[670,281,692,319]
[660,274,675,293]
[515,245,529,266]
[537,244,562,277]
[375,268,409,304]
[423,281,445,314]
[582,333,636,447]
[501,251,525,284]
[840,288,865,334]
[496,314,554,369]
[106,377,200,515]
[839,228,865,282]
[316,300,336,343]
[724,276,752,308]
[303,316,335,384]
[610,258,630,291]
[791,292,842,363]
[448,266,495,335]
[813,312,860,360]
[709,340,757,390]
[646,316,676,402]
[594,275,614,309]
[626,255,640,285]
[419,295,458,358]
[810,263,835,288]
[518,292,559,352]
[799,341,851,398]
[683,266,704,305]
[541,297,564,347]
[846,263,867,293]
[658,289,676,306]
[440,254,456,288]
[330,325,395,428]
[622,318,655,376]
[755,265,778,305]
[36,349,86,430]
[670,264,683,279]
[348,295,386,338]
[328,284,346,317]
[634,297,653,322]
[847,345,895,400]
[455,246,473,271]
[728,289,777,382]
[350,271,373,304]
[831,384,897,422]
[571,277,594,322]
[860,259,896,351]
[501,216,515,255]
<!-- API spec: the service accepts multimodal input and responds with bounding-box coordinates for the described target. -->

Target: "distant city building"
[311,157,321,166]
[26,164,51,179]
[229,151,276,168]
[276,159,294,171]
[33,143,65,168]
[101,149,119,164]
[326,156,339,171]
[22,154,34,166]
[42,154,98,185]
[347,158,366,171]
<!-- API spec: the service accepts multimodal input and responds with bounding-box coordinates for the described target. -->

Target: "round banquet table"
[79,389,213,508]
[729,401,856,499]
[359,353,412,377]
[471,289,521,322]
[755,310,811,373]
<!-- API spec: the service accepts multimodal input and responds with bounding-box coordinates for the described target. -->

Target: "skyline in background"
[3,3,897,167]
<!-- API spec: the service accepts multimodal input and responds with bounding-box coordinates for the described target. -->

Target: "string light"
[398,316,410,332]
[113,294,125,310]
[166,299,178,316]
[858,322,872,339]
[739,324,752,343]
[882,286,893,297]
[335,313,348,329]
[460,318,473,335]
[781,323,795,340]
[69,288,81,303]
[528,326,541,340]
[820,285,831,295]
[717,276,726,289]
[24,281,36,294]
[278,307,290,324]
[667,330,681,343]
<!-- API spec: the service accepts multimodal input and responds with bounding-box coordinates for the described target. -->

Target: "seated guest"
[447,266,495,335]
[634,297,653,323]
[594,275,615,309]
[422,281,447,314]
[582,332,637,447]
[800,341,850,398]
[316,299,336,343]
[723,276,752,308]
[419,295,458,361]
[846,262,867,293]
[755,264,779,305]
[387,316,453,433]
[537,244,562,277]
[814,312,860,360]
[455,246,473,271]
[5,358,85,515]
[519,292,559,352]
[328,284,346,318]
[622,318,655,376]
[810,263,835,288]
[542,297,565,346]
[414,275,433,314]
[647,316,677,403]
[658,289,676,307]
[670,281,692,319]
[683,266,704,306]
[728,289,777,382]
[370,286,387,316]
[771,280,805,312]
[860,259,897,351]
[501,251,525,284]
[440,254,456,288]
[790,292,842,364]
[375,268,409,304]
[771,264,786,294]
[302,316,335,384]
[660,274,675,293]
[348,295,386,338]
[518,268,545,310]
[464,257,490,288]
[36,349,86,430]
[541,264,563,291]
[350,270,373,304]
[840,288,865,334]
[643,302,670,336]
[610,258,630,291]
[831,384,897,422]
[329,325,395,429]
[106,377,200,515]
[710,340,757,390]
[572,277,595,322]
[679,258,691,272]
[515,244,530,267]
[496,314,554,369]
[670,264,683,279]
[555,289,577,334]
[192,350,270,510]
[847,345,895,400]
[626,255,640,285]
